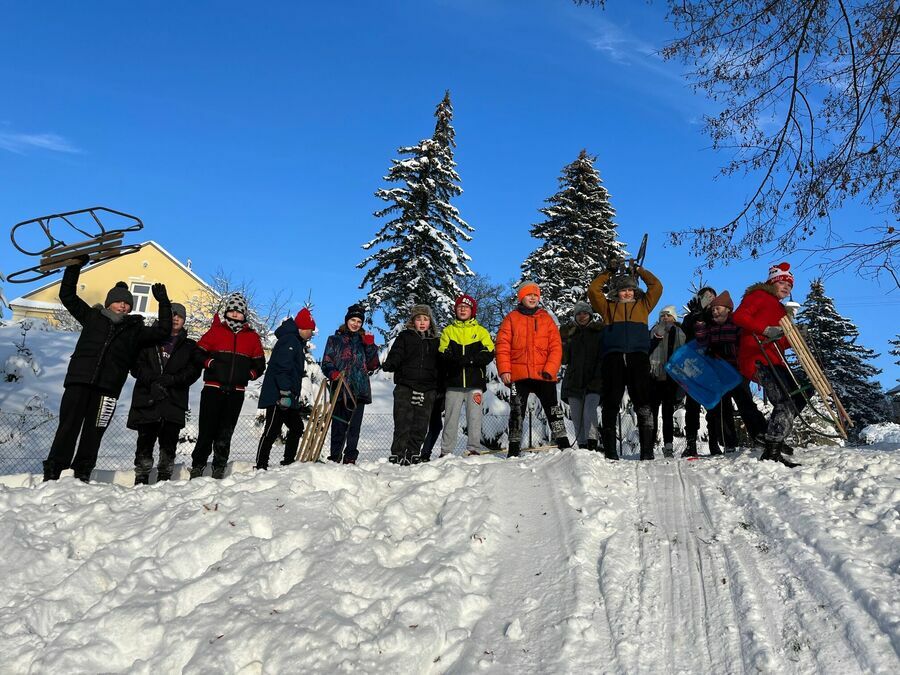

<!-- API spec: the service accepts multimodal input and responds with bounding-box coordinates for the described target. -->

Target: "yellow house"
[9,241,211,324]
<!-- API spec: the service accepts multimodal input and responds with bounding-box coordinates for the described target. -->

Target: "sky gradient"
[1,0,897,386]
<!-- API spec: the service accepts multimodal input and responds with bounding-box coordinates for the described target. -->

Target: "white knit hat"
[659,305,678,320]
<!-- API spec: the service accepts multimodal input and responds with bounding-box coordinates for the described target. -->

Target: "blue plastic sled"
[664,340,743,409]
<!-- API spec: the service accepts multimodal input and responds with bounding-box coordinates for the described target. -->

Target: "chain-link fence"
[0,404,672,475]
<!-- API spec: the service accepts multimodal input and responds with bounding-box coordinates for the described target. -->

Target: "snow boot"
[639,425,655,461]
[280,458,295,466]
[507,441,521,458]
[189,465,205,480]
[42,461,61,482]
[760,441,799,468]
[388,454,401,465]
[556,436,571,450]
[586,438,598,452]
[74,472,91,483]
[682,437,698,458]
[211,465,226,479]
[601,428,619,460]
[134,474,149,486]
[709,445,723,456]
[780,441,795,455]
[156,473,172,482]
[663,443,674,458]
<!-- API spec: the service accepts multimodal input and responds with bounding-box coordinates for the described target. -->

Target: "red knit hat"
[294,308,316,330]
[767,262,794,287]
[455,294,477,317]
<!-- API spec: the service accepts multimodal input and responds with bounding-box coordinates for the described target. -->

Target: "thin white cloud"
[588,18,656,64]
[0,130,81,154]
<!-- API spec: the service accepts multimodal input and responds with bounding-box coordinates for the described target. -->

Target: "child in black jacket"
[44,257,171,482]
[126,303,202,484]
[382,304,440,465]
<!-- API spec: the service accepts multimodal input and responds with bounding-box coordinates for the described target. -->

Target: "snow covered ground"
[1,442,897,673]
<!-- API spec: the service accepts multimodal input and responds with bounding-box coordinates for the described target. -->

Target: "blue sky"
[1,0,897,386]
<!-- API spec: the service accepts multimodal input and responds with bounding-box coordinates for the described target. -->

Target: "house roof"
[9,240,210,305]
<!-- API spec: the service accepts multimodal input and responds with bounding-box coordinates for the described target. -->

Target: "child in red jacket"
[496,282,569,457]
[732,263,806,467]
[190,293,266,478]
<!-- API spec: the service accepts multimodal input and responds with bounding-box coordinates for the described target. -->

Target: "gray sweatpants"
[568,393,601,446]
[441,387,483,454]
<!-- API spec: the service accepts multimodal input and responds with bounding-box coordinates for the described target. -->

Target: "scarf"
[650,323,685,381]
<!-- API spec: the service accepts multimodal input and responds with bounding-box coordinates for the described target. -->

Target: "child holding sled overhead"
[382,304,441,465]
[44,256,172,482]
[588,260,663,460]
[732,263,806,467]
[496,282,570,457]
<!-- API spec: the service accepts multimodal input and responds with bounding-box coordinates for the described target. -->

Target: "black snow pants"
[389,385,436,464]
[255,405,304,469]
[756,365,809,444]
[600,352,654,458]
[507,379,569,456]
[134,420,181,482]
[44,384,118,481]
[191,386,245,475]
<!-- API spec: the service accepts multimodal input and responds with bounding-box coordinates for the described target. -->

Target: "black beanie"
[344,304,365,323]
[105,282,134,309]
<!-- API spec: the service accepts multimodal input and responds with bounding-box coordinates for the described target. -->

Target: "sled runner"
[296,374,346,463]
[7,207,144,283]
[664,340,743,410]
[777,316,853,439]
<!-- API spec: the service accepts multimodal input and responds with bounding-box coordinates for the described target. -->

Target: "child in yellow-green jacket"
[438,295,495,455]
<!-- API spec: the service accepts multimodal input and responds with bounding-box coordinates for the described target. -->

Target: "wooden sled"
[7,206,144,283]
[296,374,346,463]
[778,316,853,439]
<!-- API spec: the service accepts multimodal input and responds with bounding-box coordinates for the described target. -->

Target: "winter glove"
[686,296,702,314]
[151,283,169,303]
[277,390,293,409]
[607,256,624,273]
[763,326,784,340]
[363,332,375,346]
[540,371,554,381]
[150,381,169,402]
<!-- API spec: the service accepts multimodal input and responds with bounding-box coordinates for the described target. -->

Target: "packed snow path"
[0,446,897,673]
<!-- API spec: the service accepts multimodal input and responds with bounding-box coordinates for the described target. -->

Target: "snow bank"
[859,422,900,446]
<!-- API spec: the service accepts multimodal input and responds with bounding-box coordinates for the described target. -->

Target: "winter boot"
[682,437,698,458]
[280,457,295,466]
[74,472,91,483]
[639,425,655,461]
[254,465,268,471]
[507,441,521,458]
[388,454,401,465]
[779,441,795,456]
[760,441,799,468]
[556,436,571,450]
[586,438,598,452]
[134,474,149,486]
[42,461,61,482]
[189,465,205,480]
[663,443,674,458]
[156,473,172,482]
[709,445,724,456]
[211,465,226,479]
[601,428,619,460]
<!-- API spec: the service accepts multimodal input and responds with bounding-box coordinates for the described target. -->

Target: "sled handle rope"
[296,374,348,463]
[778,316,853,439]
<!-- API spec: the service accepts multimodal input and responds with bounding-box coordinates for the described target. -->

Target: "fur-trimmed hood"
[743,282,779,298]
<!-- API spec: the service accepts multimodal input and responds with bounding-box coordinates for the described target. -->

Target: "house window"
[131,283,151,312]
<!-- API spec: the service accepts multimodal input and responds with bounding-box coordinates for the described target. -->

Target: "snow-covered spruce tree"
[795,279,888,430]
[358,91,473,333]
[890,334,900,384]
[519,149,625,316]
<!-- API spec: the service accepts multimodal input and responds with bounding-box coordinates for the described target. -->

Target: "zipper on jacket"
[92,322,120,385]
[462,342,466,388]
[228,330,237,384]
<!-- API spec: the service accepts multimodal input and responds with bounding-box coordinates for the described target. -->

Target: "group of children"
[42,254,809,484]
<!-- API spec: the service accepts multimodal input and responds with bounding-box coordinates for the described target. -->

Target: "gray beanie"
[171,302,186,320]
[573,301,592,317]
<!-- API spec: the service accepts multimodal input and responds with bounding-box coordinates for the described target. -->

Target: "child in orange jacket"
[496,281,570,456]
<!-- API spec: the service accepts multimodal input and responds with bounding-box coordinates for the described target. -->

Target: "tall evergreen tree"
[519,150,625,316]
[890,334,900,384]
[358,91,473,332]
[795,279,888,429]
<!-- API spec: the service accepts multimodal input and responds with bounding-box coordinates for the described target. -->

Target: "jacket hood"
[275,316,300,339]
[744,282,779,298]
